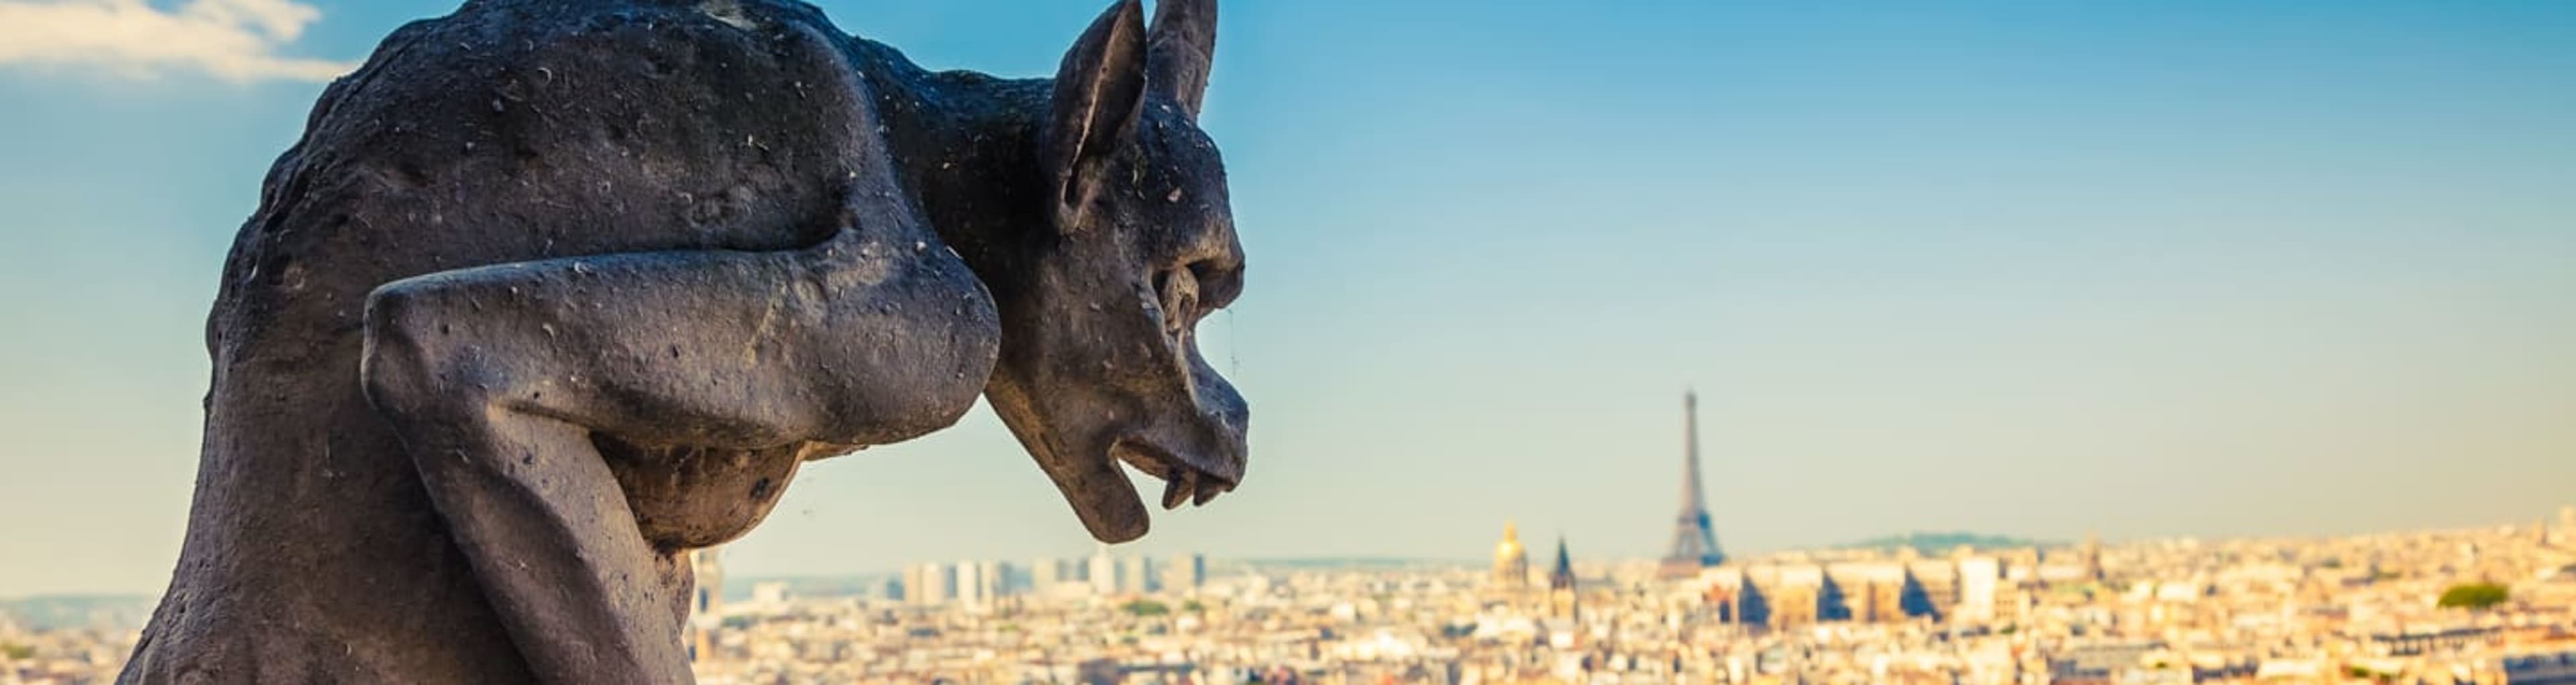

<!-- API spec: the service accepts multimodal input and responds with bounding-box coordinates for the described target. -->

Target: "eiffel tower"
[1660,390,1726,578]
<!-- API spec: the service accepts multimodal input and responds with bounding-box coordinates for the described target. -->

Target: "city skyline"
[2,0,2574,596]
[15,507,2576,682]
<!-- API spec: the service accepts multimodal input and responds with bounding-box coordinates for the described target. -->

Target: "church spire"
[1550,536,1576,590]
[1548,535,1580,619]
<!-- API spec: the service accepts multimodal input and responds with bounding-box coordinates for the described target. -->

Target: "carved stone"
[123,1,1246,682]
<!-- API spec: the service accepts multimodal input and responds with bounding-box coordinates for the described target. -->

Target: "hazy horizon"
[1,0,2571,596]
[5,519,2561,601]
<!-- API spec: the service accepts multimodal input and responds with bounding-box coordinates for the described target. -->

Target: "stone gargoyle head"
[979,0,1248,543]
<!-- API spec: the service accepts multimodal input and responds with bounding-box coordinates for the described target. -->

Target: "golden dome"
[1495,520,1524,560]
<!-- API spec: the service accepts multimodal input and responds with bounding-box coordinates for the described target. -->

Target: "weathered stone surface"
[123,0,1246,682]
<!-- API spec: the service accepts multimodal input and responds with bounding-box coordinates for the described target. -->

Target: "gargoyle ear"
[1044,0,1148,235]
[1146,0,1216,119]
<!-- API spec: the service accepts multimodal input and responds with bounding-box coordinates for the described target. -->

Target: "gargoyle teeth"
[1161,470,1195,511]
[1193,481,1222,507]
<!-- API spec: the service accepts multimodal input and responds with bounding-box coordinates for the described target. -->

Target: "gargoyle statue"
[123,0,1246,682]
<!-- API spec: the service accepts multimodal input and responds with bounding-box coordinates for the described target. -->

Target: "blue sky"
[1,0,2571,595]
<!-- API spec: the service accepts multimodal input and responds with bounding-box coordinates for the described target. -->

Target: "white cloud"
[0,0,355,83]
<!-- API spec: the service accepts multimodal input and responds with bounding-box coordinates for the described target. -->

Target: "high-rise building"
[956,560,987,608]
[1089,546,1121,596]
[986,562,1013,598]
[1493,521,1530,590]
[1167,553,1207,592]
[1660,390,1726,578]
[1032,557,1065,590]
[1120,556,1157,594]
[908,562,953,605]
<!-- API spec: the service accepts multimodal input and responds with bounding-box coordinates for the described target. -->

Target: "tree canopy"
[2436,582,2509,611]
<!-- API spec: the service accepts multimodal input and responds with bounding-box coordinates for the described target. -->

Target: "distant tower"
[956,560,985,608]
[690,547,724,618]
[1167,553,1207,592]
[686,547,724,662]
[1493,521,1530,590]
[2082,531,2105,582]
[1660,390,1725,578]
[956,560,1008,607]
[1088,545,1120,596]
[1120,556,1156,594]
[2559,506,2576,547]
[909,562,953,605]
[1548,536,1579,619]
[1032,556,1065,592]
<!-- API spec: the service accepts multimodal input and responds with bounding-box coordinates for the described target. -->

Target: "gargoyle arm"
[358,221,996,683]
